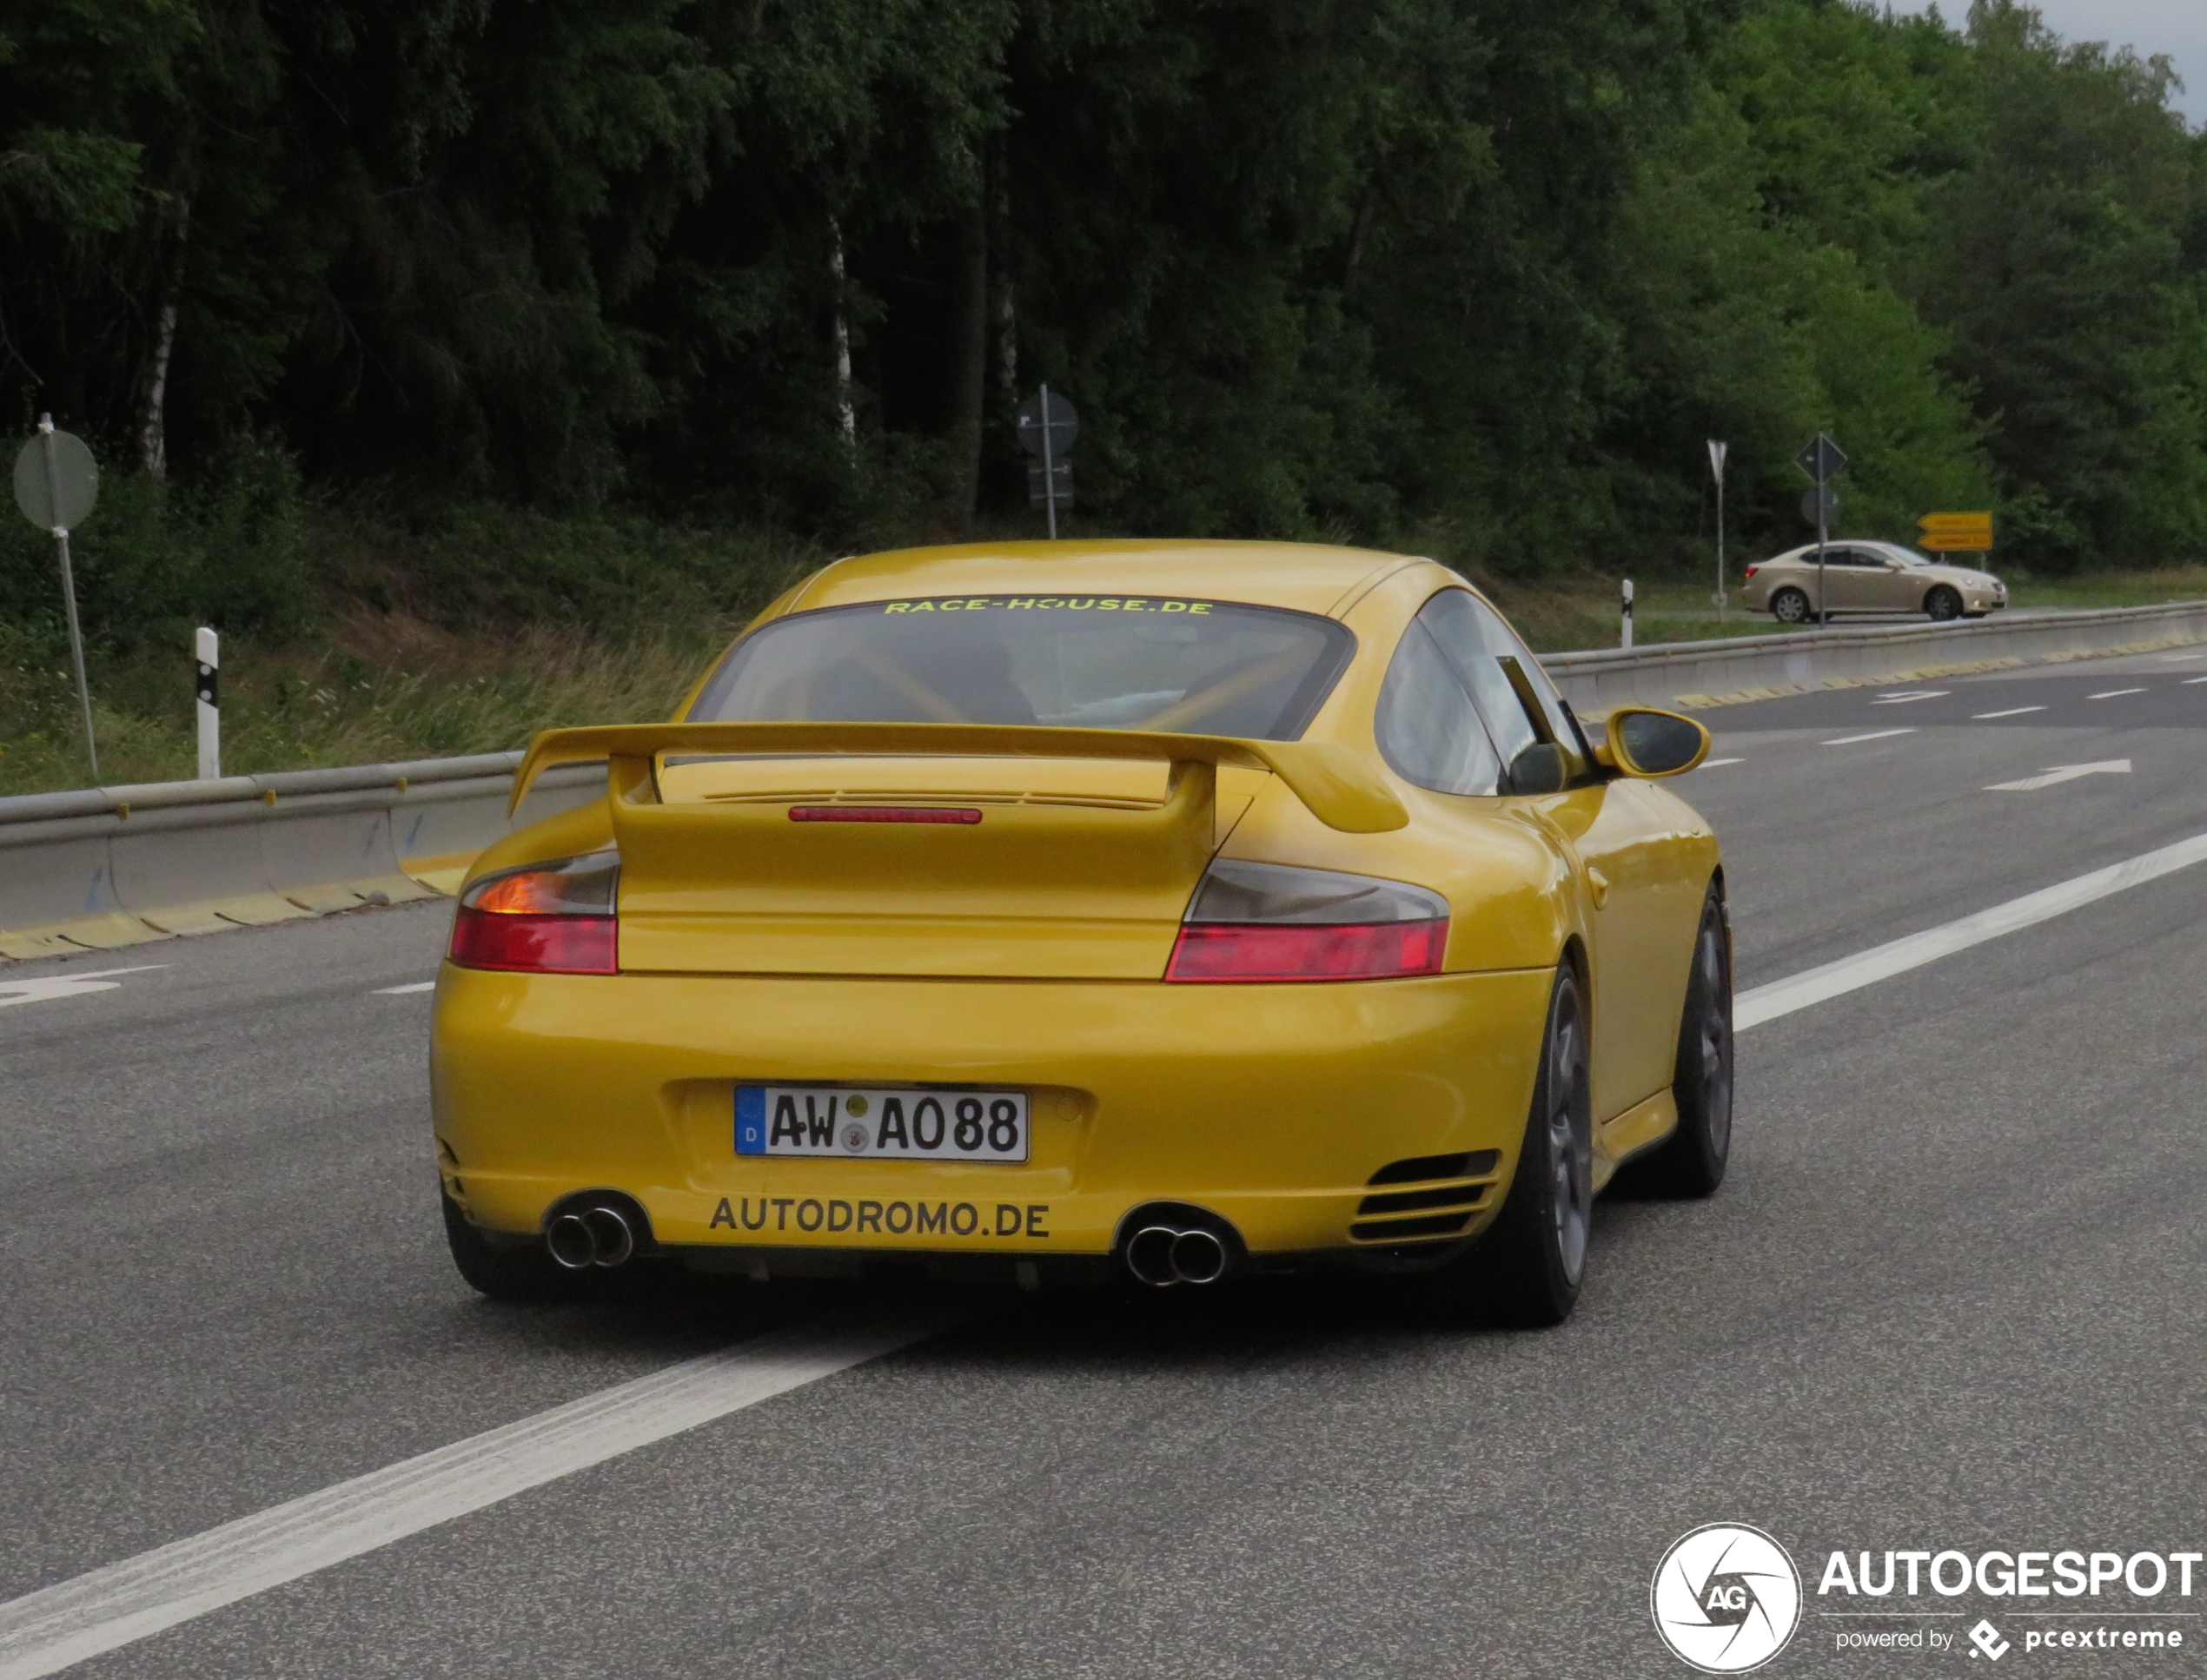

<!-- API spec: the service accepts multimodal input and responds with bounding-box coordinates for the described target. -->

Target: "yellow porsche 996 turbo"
[432,541,1731,1325]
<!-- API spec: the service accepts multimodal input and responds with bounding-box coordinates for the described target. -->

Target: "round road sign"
[13,429,100,531]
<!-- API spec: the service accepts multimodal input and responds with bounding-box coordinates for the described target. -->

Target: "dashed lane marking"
[1821,729,1915,746]
[1871,691,1949,704]
[1973,706,2046,718]
[1699,757,1744,768]
[2185,677,2207,686]
[0,1310,969,1680]
[0,967,167,1010]
[1737,826,2207,1030]
[373,982,435,995]
[2088,687,2147,700]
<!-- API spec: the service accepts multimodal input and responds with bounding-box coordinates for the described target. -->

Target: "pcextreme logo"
[1652,1524,1805,1673]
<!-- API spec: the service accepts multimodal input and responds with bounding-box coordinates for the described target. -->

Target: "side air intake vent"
[1367,1150,1499,1187]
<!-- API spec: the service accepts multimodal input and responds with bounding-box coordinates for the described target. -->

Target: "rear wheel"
[1770,587,1812,625]
[442,1189,568,1300]
[1622,886,1733,1197]
[1429,964,1592,1327]
[1925,585,1963,621]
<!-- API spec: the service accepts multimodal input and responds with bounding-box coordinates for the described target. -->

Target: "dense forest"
[3,0,2204,656]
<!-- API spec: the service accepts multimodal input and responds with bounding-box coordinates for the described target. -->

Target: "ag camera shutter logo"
[1651,1523,1803,1672]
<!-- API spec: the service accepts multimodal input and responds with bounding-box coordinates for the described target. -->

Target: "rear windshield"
[687,593,1356,741]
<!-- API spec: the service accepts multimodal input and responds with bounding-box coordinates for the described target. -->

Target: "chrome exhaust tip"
[1170,1227,1227,1285]
[545,1212,596,1271]
[1126,1225,1183,1288]
[581,1206,634,1267]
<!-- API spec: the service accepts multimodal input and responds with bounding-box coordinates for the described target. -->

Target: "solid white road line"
[1985,760,2131,792]
[1736,827,2207,1030]
[0,1312,962,1680]
[1821,729,1915,746]
[1973,705,2046,719]
[2088,688,2147,699]
[0,968,166,1009]
[373,981,435,995]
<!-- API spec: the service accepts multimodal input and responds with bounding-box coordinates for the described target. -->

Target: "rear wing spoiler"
[510,722,1408,834]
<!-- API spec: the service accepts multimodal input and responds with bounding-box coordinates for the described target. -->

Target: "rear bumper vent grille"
[1349,1150,1502,1243]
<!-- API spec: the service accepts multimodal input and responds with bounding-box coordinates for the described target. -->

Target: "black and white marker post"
[10,415,103,778]
[195,626,220,780]
[1620,578,1635,649]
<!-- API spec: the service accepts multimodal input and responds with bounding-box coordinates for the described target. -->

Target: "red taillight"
[449,909,617,974]
[1165,919,1448,982]
[448,851,620,975]
[1743,565,1760,579]
[788,806,983,824]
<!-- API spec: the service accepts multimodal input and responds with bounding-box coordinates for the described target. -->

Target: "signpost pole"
[1816,493,1829,630]
[39,417,99,779]
[1707,440,1728,625]
[1039,381,1058,540]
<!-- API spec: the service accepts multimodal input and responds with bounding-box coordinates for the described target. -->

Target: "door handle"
[1587,866,1610,909]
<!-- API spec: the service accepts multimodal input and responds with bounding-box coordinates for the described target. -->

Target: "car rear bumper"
[431,964,1554,1261]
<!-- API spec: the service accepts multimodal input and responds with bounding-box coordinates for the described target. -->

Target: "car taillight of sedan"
[448,850,620,974]
[1166,858,1448,982]
[1742,566,1760,580]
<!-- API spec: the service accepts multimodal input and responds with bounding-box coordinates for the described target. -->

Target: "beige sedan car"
[1741,541,2007,624]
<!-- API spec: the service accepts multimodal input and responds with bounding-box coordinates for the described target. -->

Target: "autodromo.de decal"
[1654,1526,2203,1669]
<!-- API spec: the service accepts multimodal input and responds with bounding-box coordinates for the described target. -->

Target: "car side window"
[1374,607,1505,797]
[1420,590,1591,777]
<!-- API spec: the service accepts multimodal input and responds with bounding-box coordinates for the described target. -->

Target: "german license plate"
[735,1086,1030,1162]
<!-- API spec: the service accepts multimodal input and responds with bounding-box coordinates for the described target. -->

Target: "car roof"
[785,539,1419,618]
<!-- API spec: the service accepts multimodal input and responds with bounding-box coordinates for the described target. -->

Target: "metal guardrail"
[7,599,2205,959]
[0,751,604,960]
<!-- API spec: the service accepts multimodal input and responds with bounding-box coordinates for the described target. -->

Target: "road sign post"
[1017,386,1078,539]
[1794,433,1849,628]
[12,416,102,777]
[1707,440,1728,623]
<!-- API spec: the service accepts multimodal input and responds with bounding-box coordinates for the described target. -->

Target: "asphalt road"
[4,644,2205,1677]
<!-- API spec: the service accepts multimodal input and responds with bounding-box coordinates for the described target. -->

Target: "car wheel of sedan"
[1437,963,1592,1327]
[1770,587,1812,625]
[443,1189,570,1300]
[1925,585,1963,621]
[1621,886,1733,1197]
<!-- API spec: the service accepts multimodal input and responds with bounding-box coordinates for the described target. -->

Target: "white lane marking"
[2157,652,2204,661]
[1699,757,1744,768]
[1973,705,2046,718]
[1821,729,1915,746]
[1985,760,2131,792]
[0,967,167,1010]
[0,1311,962,1680]
[2088,687,2147,699]
[1871,691,1949,704]
[373,982,435,995]
[2185,677,2207,686]
[1736,828,2207,1030]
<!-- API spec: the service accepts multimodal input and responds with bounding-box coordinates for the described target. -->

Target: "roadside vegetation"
[3,0,2204,793]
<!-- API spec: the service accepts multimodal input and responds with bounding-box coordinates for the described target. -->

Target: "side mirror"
[1597,708,1709,777]
[1506,741,1570,796]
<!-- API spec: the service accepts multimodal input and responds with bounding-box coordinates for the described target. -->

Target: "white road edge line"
[372,981,436,995]
[1820,729,1915,746]
[2087,688,2147,699]
[1736,827,2207,1030]
[1973,705,2045,718]
[0,1312,963,1680]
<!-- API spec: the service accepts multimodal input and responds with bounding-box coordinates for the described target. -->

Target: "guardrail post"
[195,626,220,781]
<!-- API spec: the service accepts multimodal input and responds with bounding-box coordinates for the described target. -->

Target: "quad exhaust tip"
[546,1203,637,1270]
[1126,1224,1229,1288]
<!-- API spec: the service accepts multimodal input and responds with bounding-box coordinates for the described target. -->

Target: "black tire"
[1622,887,1733,1197]
[1925,585,1963,621]
[442,1189,570,1300]
[1770,588,1812,625]
[1431,964,1593,1327]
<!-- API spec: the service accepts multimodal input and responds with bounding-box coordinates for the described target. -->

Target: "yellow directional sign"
[1919,511,1993,535]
